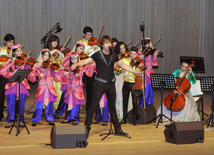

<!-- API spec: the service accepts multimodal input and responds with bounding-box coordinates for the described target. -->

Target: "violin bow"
[152,37,161,47]
[133,39,140,47]
[126,40,132,47]
[21,43,25,49]
[44,35,72,74]
[22,49,32,70]
[61,35,72,51]
[97,23,104,41]
[143,37,161,56]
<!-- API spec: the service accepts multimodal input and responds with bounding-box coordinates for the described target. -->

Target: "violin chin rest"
[131,89,143,97]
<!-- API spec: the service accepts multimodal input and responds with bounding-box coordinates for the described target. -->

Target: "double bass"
[164,62,194,112]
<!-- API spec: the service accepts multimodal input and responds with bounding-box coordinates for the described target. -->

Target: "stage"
[0,86,214,155]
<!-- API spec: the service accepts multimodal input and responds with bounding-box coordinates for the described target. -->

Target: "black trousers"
[0,75,7,119]
[122,82,138,120]
[82,72,96,112]
[85,80,121,131]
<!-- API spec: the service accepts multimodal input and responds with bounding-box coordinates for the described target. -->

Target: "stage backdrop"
[0,0,213,76]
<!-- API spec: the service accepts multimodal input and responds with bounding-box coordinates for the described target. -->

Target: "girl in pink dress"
[28,49,62,126]
[60,52,84,125]
[0,44,31,128]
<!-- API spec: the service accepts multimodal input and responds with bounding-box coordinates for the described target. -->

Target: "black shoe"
[93,121,100,124]
[32,122,37,127]
[72,122,78,125]
[102,122,107,126]
[120,119,127,124]
[133,121,139,126]
[5,124,11,128]
[54,114,59,120]
[133,118,139,126]
[49,122,55,126]
[133,114,139,126]
[115,129,128,136]
[61,120,71,124]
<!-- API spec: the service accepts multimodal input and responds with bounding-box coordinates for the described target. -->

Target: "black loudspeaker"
[127,104,156,124]
[50,125,87,149]
[164,122,204,144]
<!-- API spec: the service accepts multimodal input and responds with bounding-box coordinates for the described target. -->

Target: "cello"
[164,62,195,112]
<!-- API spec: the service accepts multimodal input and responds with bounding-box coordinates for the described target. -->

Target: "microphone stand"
[140,22,146,110]
[40,22,61,48]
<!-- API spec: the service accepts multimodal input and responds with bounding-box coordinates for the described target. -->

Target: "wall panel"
[0,0,213,76]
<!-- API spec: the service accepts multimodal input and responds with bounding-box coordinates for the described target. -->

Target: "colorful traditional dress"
[138,54,158,106]
[62,67,85,123]
[157,70,201,122]
[0,60,31,124]
[28,65,62,123]
[50,53,64,110]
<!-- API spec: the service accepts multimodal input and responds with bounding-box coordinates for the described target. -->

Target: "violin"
[88,23,104,47]
[55,45,71,55]
[42,60,60,70]
[88,37,100,47]
[15,55,37,67]
[79,52,89,60]
[0,55,10,62]
[144,47,163,57]
[119,51,130,59]
[130,57,144,68]
[72,67,80,75]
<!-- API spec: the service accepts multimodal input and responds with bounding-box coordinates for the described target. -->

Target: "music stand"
[200,77,214,127]
[8,69,32,136]
[150,73,176,128]
[180,56,205,73]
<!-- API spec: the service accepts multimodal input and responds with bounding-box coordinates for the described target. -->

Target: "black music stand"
[8,69,32,136]
[180,56,205,73]
[150,73,176,128]
[200,77,214,127]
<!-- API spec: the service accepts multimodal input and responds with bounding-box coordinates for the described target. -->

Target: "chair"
[190,80,206,120]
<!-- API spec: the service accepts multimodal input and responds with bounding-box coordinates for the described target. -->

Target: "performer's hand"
[11,57,16,62]
[138,63,145,69]
[71,64,77,71]
[90,45,97,50]
[135,70,143,76]
[40,73,44,78]
[188,67,192,73]
[138,54,144,60]
[64,72,69,76]
[76,73,79,78]
[154,50,160,58]
[50,49,61,56]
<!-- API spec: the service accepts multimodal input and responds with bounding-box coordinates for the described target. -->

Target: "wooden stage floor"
[0,86,214,155]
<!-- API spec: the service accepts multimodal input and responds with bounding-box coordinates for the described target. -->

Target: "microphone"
[140,22,145,32]
[108,47,113,55]
[55,25,63,33]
